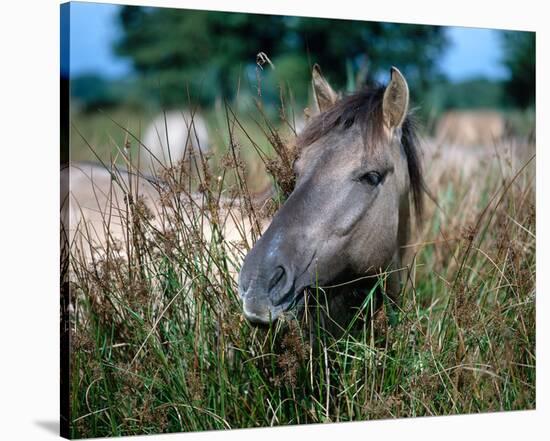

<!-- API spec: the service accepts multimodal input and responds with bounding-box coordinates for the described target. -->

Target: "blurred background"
[62,2,535,168]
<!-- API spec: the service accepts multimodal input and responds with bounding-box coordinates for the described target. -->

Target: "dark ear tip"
[390,66,399,78]
[390,66,406,82]
[313,63,322,74]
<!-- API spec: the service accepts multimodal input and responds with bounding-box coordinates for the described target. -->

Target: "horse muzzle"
[239,263,302,325]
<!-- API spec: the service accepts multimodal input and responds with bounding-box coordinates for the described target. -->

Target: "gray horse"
[238,65,424,333]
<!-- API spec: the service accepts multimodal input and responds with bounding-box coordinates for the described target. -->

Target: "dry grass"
[62,102,535,438]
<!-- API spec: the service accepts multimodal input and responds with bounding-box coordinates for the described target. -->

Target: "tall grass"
[62,103,535,438]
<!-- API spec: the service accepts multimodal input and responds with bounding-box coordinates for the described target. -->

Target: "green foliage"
[501,31,535,108]
[71,75,144,112]
[423,77,505,116]
[114,6,448,107]
[71,74,121,110]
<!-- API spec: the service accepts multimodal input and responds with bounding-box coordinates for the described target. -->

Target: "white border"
[0,0,546,440]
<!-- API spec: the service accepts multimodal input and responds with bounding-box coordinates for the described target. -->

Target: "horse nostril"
[268,266,286,293]
[267,265,296,307]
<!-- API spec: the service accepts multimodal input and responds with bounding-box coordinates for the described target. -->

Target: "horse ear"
[312,64,339,113]
[382,67,409,129]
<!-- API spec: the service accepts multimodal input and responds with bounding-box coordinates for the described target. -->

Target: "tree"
[501,31,535,108]
[114,6,449,108]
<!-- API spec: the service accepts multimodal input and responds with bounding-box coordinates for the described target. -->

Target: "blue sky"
[441,27,507,80]
[67,2,509,82]
[68,2,132,78]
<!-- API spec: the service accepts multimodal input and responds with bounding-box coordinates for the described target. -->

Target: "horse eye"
[359,171,383,186]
